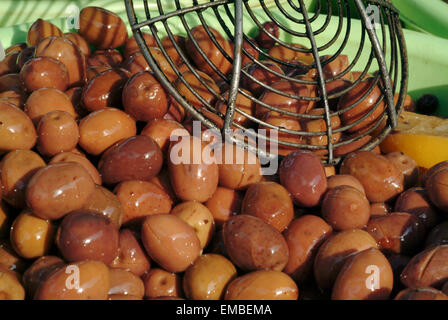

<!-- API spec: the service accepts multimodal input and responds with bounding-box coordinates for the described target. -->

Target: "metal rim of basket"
[124,0,409,165]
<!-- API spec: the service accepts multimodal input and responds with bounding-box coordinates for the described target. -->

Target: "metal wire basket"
[124,0,408,165]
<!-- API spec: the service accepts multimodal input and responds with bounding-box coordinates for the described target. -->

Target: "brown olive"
[268,43,314,65]
[24,87,76,125]
[0,73,21,93]
[0,201,10,238]
[110,229,151,277]
[149,168,178,204]
[425,221,448,248]
[338,78,385,133]
[35,36,87,87]
[141,119,189,154]
[256,21,279,49]
[81,184,123,227]
[225,270,298,300]
[65,86,88,118]
[122,71,168,121]
[385,152,418,189]
[35,260,110,300]
[205,187,242,227]
[185,25,233,80]
[395,188,440,230]
[0,52,20,77]
[82,68,130,112]
[115,180,172,225]
[215,89,254,127]
[174,70,221,109]
[0,239,28,273]
[321,55,349,79]
[333,134,373,158]
[87,49,123,67]
[365,212,426,255]
[242,181,294,232]
[327,174,366,195]
[99,135,163,185]
[283,215,332,282]
[122,52,151,76]
[143,268,183,299]
[22,256,65,299]
[370,202,391,218]
[395,287,448,300]
[0,265,25,300]
[141,214,201,273]
[401,245,448,289]
[160,35,187,65]
[0,90,26,108]
[49,152,102,185]
[10,210,56,259]
[78,108,137,156]
[124,33,157,60]
[36,110,79,157]
[108,268,144,298]
[223,214,289,271]
[20,57,69,92]
[340,151,404,203]
[279,150,327,207]
[16,46,35,70]
[183,254,237,300]
[322,185,371,231]
[56,210,119,264]
[79,6,128,49]
[86,65,111,81]
[314,229,378,290]
[27,19,63,46]
[332,248,394,300]
[26,162,95,220]
[0,149,45,209]
[422,161,448,186]
[5,43,27,55]
[426,168,448,212]
[63,32,91,57]
[242,61,284,97]
[168,135,219,202]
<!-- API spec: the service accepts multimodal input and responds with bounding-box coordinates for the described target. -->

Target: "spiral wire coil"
[124,0,408,164]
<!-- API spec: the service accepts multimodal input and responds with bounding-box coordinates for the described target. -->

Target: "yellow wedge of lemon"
[380,111,448,169]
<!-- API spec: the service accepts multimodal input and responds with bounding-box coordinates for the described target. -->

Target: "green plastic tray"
[0,0,447,116]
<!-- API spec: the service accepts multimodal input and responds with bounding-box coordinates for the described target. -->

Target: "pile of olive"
[0,6,447,301]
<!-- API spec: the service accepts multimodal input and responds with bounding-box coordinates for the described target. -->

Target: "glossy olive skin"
[79,6,128,49]
[0,265,25,300]
[141,214,201,273]
[108,268,144,298]
[49,152,102,186]
[115,180,172,225]
[425,222,448,248]
[216,89,254,127]
[0,239,28,273]
[122,71,168,121]
[26,162,95,220]
[183,254,237,300]
[365,212,426,255]
[174,70,221,109]
[78,108,137,156]
[124,33,157,60]
[20,57,69,92]
[394,188,439,230]
[185,25,233,79]
[401,245,448,289]
[65,87,87,117]
[422,161,448,187]
[24,87,76,125]
[223,214,289,271]
[338,78,385,133]
[370,202,391,218]
[10,210,56,259]
[64,32,91,57]
[56,211,119,264]
[327,174,366,195]
[35,36,87,87]
[141,119,189,153]
[205,187,242,227]
[340,151,404,203]
[22,256,65,299]
[87,49,123,67]
[242,181,294,232]
[36,110,80,157]
[426,168,448,212]
[171,201,215,249]
[110,229,151,277]
[256,21,279,49]
[16,46,35,70]
[27,19,63,46]
[82,68,130,112]
[260,114,303,157]
[332,248,394,300]
[385,152,418,189]
[143,268,183,299]
[34,260,110,300]
[0,52,20,76]
[279,150,327,207]
[0,102,37,152]
[242,61,284,96]
[321,185,371,231]
[0,150,45,209]
[99,135,163,185]
[268,43,313,65]
[283,215,332,282]
[168,136,219,202]
[395,287,448,300]
[225,270,298,300]
[314,229,378,290]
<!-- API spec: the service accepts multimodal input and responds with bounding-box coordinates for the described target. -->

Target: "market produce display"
[0,3,447,301]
